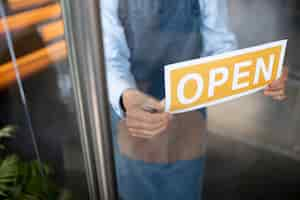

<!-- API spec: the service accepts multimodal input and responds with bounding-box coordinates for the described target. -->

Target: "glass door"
[2,0,300,199]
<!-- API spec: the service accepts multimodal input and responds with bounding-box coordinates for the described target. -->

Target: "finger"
[127,109,170,124]
[268,79,285,90]
[268,67,288,89]
[264,89,285,97]
[129,124,168,138]
[280,67,289,81]
[129,128,154,139]
[158,99,174,120]
[144,97,165,112]
[272,95,287,101]
[265,84,285,92]
[131,132,154,139]
[125,118,168,131]
[160,99,166,111]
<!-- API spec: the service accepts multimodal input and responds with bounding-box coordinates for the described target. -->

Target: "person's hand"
[264,67,288,101]
[122,89,172,139]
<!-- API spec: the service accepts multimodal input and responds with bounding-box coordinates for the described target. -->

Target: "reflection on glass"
[7,0,52,11]
[0,0,88,199]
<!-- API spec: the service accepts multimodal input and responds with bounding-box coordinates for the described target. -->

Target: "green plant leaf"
[0,190,8,197]
[0,126,16,139]
[0,156,19,197]
[0,125,72,199]
[0,155,18,181]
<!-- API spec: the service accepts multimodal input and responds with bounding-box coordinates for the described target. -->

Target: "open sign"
[164,40,287,114]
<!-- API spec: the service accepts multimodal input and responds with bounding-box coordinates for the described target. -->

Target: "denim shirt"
[101,0,238,117]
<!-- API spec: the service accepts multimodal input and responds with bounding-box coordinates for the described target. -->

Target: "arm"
[199,0,238,57]
[101,0,137,117]
[101,0,171,137]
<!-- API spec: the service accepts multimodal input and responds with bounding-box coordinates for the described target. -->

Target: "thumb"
[281,66,288,81]
[160,99,166,111]
[143,97,164,112]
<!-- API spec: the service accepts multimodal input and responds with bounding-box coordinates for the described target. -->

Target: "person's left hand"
[264,67,288,101]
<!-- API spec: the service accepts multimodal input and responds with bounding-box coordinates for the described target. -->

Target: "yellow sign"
[164,40,287,113]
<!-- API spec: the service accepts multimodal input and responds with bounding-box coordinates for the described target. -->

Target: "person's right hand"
[122,89,172,139]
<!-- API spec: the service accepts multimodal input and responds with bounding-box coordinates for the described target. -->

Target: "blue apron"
[111,0,207,199]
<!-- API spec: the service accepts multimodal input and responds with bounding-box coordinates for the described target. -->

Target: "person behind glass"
[102,0,288,200]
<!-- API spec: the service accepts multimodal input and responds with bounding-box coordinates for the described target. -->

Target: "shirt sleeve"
[101,0,137,118]
[199,0,238,57]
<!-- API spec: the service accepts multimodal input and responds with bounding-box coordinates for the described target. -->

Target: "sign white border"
[164,40,288,114]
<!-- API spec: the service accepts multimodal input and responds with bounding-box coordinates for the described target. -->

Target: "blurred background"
[0,0,88,199]
[204,0,300,199]
[0,0,299,199]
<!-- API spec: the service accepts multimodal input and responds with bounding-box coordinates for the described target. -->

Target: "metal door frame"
[61,0,118,199]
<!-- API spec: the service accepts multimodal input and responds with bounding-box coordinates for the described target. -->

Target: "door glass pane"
[205,0,300,199]
[0,0,89,199]
[100,0,300,199]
